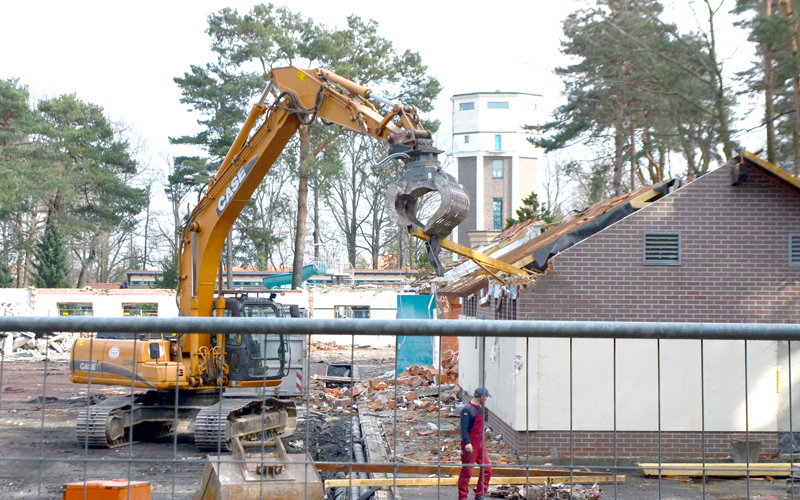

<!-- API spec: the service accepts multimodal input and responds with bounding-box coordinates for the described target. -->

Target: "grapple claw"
[384,157,470,239]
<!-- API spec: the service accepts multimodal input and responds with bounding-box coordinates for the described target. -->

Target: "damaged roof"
[501,178,680,271]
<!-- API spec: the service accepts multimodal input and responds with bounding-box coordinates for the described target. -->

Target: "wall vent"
[792,234,800,268]
[643,233,681,266]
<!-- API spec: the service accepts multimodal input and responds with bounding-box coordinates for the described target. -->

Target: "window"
[492,159,503,178]
[487,101,509,109]
[492,198,503,230]
[58,303,93,316]
[494,135,502,151]
[123,303,158,317]
[643,233,681,266]
[334,306,371,319]
[524,102,537,111]
[459,102,475,111]
[464,135,469,143]
[791,234,800,267]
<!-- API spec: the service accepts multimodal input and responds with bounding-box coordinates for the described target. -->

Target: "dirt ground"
[0,352,796,500]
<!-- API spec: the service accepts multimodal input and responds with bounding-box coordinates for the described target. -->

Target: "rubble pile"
[1,311,78,360]
[306,358,516,466]
[516,483,603,500]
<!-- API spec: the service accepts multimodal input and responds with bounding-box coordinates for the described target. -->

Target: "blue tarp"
[261,263,328,289]
[396,295,435,373]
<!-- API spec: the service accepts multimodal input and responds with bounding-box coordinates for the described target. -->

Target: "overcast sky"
[1,1,756,196]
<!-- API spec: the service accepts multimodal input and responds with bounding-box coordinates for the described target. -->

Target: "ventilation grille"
[643,233,681,266]
[792,234,800,267]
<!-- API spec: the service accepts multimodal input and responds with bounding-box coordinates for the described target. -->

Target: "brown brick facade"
[457,157,478,244]
[471,163,800,456]
[483,157,512,231]
[476,164,800,324]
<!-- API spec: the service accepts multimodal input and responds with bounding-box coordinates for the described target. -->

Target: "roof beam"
[410,228,527,277]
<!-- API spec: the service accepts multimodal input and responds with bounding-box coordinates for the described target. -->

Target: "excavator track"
[76,396,135,449]
[194,398,296,452]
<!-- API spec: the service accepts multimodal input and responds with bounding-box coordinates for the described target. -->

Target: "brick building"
[450,91,543,247]
[451,152,800,458]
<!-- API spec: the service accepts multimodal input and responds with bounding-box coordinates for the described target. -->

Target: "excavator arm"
[177,66,469,380]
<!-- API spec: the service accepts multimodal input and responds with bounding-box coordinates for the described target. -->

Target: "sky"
[1,1,756,166]
[0,0,758,252]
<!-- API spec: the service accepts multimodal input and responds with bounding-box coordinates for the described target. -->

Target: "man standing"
[458,387,492,500]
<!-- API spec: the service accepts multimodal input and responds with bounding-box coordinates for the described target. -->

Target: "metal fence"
[1,317,799,500]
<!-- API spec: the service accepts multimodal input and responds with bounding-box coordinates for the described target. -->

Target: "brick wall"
[478,163,800,324]
[483,156,512,230]
[457,157,477,244]
[472,163,800,456]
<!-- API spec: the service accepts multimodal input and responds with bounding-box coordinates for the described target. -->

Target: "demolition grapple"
[384,144,470,276]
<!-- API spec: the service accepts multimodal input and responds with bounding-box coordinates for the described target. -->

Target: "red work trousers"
[457,442,492,499]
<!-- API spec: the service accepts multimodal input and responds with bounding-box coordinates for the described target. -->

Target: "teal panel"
[396,295,434,373]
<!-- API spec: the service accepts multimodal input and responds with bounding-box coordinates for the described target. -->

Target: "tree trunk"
[312,176,320,260]
[705,0,735,160]
[779,0,800,174]
[629,118,637,190]
[765,0,778,165]
[291,125,311,289]
[372,209,380,269]
[614,104,625,196]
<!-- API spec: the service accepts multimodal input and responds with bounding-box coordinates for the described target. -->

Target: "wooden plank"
[325,475,625,488]
[360,415,393,500]
[314,463,611,478]
[313,375,360,384]
[410,228,527,277]
[629,188,662,209]
[637,462,798,478]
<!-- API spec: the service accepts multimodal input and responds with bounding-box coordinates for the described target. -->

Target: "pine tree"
[154,252,179,289]
[34,222,71,288]
[505,191,554,229]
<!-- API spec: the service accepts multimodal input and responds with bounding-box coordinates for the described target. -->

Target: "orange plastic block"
[63,479,150,500]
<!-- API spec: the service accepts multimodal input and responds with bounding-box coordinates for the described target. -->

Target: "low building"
[447,152,800,458]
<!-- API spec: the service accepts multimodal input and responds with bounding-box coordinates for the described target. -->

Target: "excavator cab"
[212,295,289,383]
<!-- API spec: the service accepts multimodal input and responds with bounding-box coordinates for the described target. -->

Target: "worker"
[458,387,492,500]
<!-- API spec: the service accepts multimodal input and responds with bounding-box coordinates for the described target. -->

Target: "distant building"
[125,268,414,289]
[451,91,544,247]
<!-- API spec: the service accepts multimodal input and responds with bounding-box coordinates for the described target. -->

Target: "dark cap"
[474,386,492,397]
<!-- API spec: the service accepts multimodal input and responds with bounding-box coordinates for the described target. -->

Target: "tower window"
[488,101,509,109]
[459,102,475,111]
[492,160,503,178]
[493,199,503,230]
[464,135,470,143]
[494,135,502,151]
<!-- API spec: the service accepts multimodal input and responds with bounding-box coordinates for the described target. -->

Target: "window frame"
[791,234,800,268]
[492,159,503,178]
[492,198,503,231]
[459,102,475,111]
[487,101,509,109]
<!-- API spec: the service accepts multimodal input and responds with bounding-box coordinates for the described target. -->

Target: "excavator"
[69,66,469,493]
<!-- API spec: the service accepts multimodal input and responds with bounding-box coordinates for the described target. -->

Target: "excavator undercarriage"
[76,391,296,452]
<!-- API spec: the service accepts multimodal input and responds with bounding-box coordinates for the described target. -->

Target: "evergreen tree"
[34,221,71,288]
[154,251,179,289]
[505,191,554,229]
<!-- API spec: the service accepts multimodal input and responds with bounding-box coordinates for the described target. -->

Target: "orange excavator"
[69,67,469,455]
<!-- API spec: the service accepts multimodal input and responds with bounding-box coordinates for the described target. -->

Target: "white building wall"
[32,289,179,317]
[308,289,403,346]
[460,332,786,433]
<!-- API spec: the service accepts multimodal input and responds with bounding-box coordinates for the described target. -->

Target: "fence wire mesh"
[0,317,799,500]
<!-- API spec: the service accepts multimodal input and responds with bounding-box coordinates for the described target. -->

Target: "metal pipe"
[3,317,800,341]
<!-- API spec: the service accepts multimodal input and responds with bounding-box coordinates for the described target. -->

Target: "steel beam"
[0,317,798,341]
